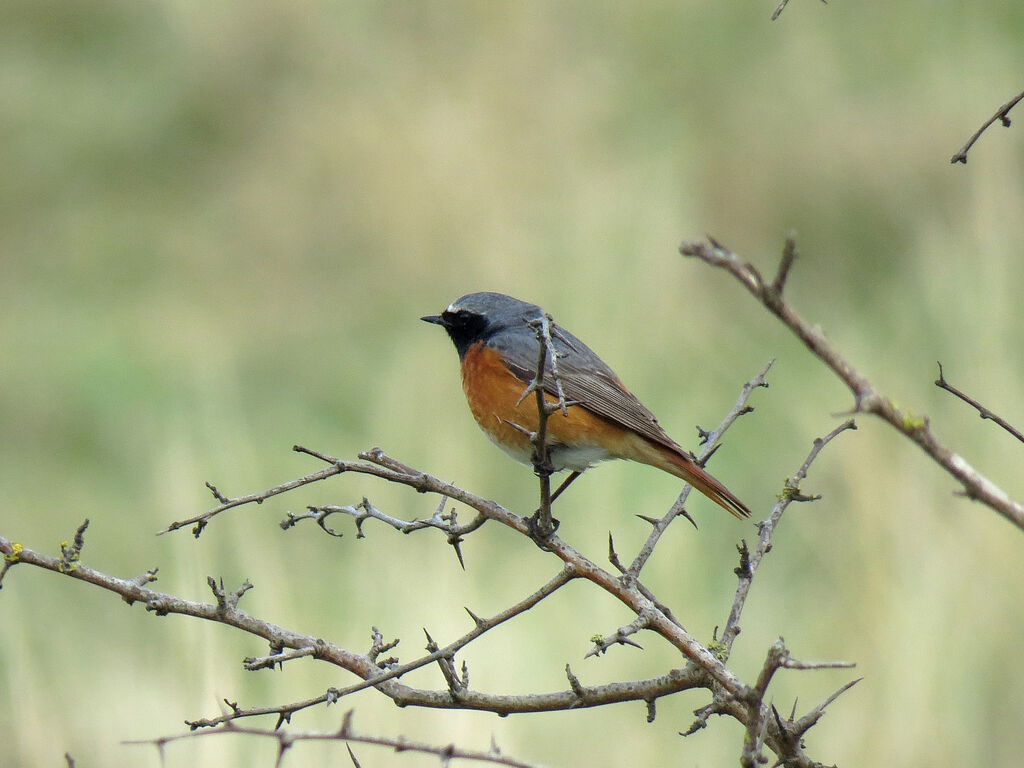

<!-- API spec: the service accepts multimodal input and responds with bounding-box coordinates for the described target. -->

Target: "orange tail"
[629,438,752,519]
[666,452,752,519]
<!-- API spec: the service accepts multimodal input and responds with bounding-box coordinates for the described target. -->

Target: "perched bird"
[422,292,751,519]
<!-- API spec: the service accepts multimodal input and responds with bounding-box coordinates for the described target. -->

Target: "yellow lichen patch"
[4,542,23,563]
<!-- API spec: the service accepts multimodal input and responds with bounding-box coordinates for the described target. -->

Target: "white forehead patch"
[446,302,458,313]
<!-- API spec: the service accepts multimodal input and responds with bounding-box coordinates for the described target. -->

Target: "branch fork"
[681,234,1024,532]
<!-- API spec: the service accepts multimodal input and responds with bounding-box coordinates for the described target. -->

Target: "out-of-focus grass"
[2,2,1023,766]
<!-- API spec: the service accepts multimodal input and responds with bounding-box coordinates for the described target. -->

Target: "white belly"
[486,431,616,473]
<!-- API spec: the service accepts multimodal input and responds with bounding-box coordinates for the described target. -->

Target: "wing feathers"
[496,323,682,453]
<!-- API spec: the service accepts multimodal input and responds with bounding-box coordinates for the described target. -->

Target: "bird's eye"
[440,309,487,336]
[446,309,474,325]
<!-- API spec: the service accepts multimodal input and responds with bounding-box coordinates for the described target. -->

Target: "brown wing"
[493,322,684,454]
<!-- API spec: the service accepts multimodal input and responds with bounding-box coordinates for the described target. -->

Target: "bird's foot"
[526,510,560,548]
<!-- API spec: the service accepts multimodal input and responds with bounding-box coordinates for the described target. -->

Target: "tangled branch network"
[1,360,858,768]
[21,224,1023,763]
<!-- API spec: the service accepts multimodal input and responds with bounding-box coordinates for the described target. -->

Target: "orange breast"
[460,342,634,469]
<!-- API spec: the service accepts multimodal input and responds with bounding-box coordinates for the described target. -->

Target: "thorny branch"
[283,494,479,569]
[627,360,773,581]
[159,445,502,539]
[720,419,857,657]
[740,640,857,768]
[935,362,1024,446]
[680,234,1024,533]
[185,566,579,730]
[2,357,857,766]
[125,711,543,768]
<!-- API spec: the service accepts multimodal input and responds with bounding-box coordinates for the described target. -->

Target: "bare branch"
[208,576,253,611]
[790,677,862,737]
[126,714,544,768]
[935,362,1024,445]
[680,235,1024,532]
[186,566,579,729]
[721,419,856,656]
[2,508,756,722]
[585,613,650,658]
[154,378,776,707]
[628,360,773,578]
[771,233,798,296]
[244,646,319,672]
[2,346,858,766]
[59,519,90,574]
[288,496,477,568]
[771,0,828,22]
[951,87,1024,164]
[161,446,508,537]
[742,639,857,767]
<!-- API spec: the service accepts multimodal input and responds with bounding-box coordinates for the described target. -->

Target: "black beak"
[421,314,445,326]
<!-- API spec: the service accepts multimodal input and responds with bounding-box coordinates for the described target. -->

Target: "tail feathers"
[662,450,752,519]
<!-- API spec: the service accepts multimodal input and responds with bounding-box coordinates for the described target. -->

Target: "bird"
[421,292,751,519]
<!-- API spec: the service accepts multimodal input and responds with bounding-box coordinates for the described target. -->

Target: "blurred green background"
[2,1,1023,766]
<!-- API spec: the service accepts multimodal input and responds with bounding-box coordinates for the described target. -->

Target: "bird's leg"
[528,444,558,543]
[526,470,581,546]
[550,470,582,504]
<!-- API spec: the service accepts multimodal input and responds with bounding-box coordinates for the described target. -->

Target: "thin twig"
[184,566,579,729]
[951,87,1024,164]
[627,360,773,579]
[585,613,650,658]
[160,446,508,537]
[125,715,544,768]
[720,419,856,656]
[790,677,862,737]
[935,362,1024,445]
[741,639,856,767]
[771,0,828,22]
